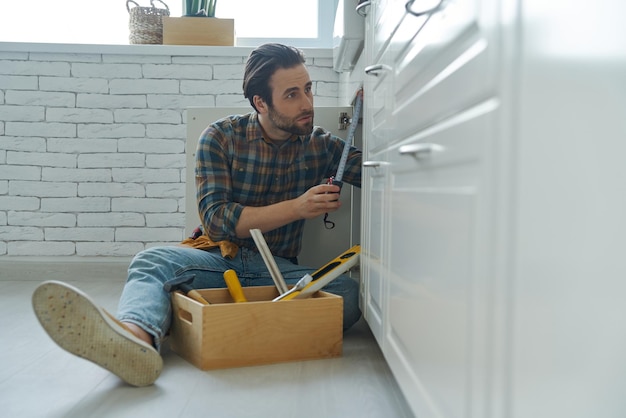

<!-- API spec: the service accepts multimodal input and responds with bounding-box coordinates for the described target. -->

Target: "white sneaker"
[32,280,163,387]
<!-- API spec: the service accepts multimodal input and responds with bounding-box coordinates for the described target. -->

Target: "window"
[0,0,337,48]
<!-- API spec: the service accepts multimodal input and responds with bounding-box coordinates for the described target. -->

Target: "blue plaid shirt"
[195,111,362,259]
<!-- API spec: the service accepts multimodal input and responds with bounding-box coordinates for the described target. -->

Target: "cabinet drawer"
[370,0,409,61]
[391,0,494,142]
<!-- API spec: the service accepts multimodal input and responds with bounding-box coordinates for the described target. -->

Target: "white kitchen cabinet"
[360,0,626,417]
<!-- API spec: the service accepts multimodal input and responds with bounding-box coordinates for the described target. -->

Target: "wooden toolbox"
[169,286,343,370]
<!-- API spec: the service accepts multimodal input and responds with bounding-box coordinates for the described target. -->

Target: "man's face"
[266,64,314,137]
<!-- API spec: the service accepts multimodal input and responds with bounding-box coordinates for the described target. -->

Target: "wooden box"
[162,17,235,46]
[169,286,343,370]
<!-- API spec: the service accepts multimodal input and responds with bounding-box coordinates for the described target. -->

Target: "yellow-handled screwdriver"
[223,269,248,303]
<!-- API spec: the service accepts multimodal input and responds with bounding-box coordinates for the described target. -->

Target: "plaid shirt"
[195,111,362,259]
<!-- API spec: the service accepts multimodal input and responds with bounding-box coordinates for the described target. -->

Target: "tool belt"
[179,226,239,259]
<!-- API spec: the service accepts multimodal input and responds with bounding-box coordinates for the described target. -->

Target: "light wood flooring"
[0,258,413,418]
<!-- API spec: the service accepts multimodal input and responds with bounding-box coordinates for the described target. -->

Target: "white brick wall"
[0,44,340,257]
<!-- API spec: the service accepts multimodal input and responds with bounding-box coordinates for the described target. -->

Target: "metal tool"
[163,275,210,305]
[223,269,248,303]
[328,88,363,189]
[250,228,289,294]
[272,274,313,302]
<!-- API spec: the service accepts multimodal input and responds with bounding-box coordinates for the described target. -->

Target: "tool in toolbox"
[271,273,312,302]
[223,269,248,303]
[273,245,360,301]
[250,228,289,294]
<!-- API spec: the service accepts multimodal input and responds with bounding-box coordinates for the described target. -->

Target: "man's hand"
[293,184,342,220]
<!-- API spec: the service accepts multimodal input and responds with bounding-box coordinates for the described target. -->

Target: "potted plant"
[183,0,217,17]
[162,0,234,46]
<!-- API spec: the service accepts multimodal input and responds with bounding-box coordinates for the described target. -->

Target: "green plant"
[183,0,217,17]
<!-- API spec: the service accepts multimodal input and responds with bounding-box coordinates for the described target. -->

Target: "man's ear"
[253,95,268,114]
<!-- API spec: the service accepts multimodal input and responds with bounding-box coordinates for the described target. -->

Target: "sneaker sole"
[32,280,163,387]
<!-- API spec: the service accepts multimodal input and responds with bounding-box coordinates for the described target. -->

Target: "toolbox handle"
[177,307,193,325]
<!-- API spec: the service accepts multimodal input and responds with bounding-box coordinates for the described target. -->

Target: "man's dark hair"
[243,43,306,111]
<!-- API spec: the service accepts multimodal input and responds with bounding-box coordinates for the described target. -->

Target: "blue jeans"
[117,245,362,350]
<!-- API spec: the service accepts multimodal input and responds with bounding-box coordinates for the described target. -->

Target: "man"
[32,43,362,387]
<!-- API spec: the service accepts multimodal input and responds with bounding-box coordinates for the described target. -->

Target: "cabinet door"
[384,103,497,417]
[360,152,389,345]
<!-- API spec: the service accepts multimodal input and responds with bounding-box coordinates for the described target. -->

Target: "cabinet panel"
[383,103,496,417]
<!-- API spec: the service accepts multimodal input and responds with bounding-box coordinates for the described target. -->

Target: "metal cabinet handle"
[363,161,385,168]
[356,1,371,17]
[405,0,444,17]
[398,143,444,156]
[364,64,388,76]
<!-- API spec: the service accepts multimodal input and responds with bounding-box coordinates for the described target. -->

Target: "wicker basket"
[127,0,170,44]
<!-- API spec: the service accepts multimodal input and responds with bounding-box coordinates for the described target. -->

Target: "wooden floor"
[0,259,413,418]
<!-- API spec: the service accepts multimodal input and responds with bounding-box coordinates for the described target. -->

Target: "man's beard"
[267,105,314,136]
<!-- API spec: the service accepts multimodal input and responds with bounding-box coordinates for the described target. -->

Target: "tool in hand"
[274,245,361,301]
[324,88,363,230]
[250,228,289,294]
[223,269,248,303]
[163,275,210,305]
[271,273,313,302]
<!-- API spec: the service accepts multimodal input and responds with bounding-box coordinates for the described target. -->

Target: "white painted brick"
[315,81,341,97]
[142,64,213,80]
[30,52,102,63]
[0,122,3,135]
[78,153,144,168]
[0,180,7,194]
[215,95,250,107]
[72,63,142,78]
[45,227,114,241]
[115,227,183,242]
[6,122,76,137]
[213,64,245,79]
[0,60,69,76]
[112,197,178,213]
[118,138,184,153]
[43,167,111,182]
[76,242,144,257]
[78,123,144,138]
[0,196,39,210]
[41,197,110,212]
[78,212,144,227]
[8,151,76,168]
[77,94,146,109]
[114,109,181,124]
[180,79,241,95]
[146,213,185,227]
[146,154,185,169]
[145,240,182,248]
[308,66,340,82]
[0,136,46,152]
[314,96,339,107]
[47,138,118,153]
[104,54,171,64]
[0,165,40,181]
[0,210,7,225]
[0,75,38,90]
[78,182,144,197]
[313,57,334,67]
[9,211,76,227]
[10,181,77,197]
[109,79,179,94]
[146,124,185,139]
[172,56,243,65]
[146,183,185,198]
[5,90,75,106]
[9,241,75,256]
[0,226,43,240]
[0,149,5,163]
[0,105,44,121]
[47,108,113,123]
[112,168,180,183]
[0,242,6,255]
[40,77,109,94]
[147,94,214,109]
